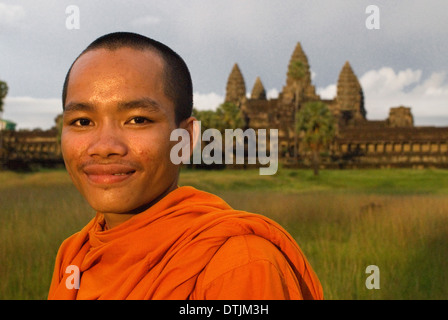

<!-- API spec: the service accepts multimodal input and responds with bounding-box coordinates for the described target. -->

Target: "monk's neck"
[101,183,179,230]
[101,213,135,230]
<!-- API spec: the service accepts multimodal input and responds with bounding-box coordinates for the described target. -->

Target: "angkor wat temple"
[224,42,448,169]
[1,42,448,170]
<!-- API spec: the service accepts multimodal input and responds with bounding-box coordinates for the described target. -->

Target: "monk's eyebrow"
[64,102,95,113]
[63,98,164,114]
[117,98,163,113]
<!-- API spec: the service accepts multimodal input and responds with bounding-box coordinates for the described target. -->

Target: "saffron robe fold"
[48,186,323,300]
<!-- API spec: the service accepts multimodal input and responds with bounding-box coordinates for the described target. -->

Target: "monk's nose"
[87,125,128,159]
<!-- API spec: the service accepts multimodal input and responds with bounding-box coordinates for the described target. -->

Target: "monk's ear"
[178,116,199,158]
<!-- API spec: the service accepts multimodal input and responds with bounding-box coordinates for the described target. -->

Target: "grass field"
[1,167,447,299]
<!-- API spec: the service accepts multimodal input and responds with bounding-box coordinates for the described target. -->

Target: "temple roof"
[289,42,309,68]
[225,63,246,105]
[336,61,366,117]
[337,61,362,91]
[251,76,266,100]
[285,42,312,87]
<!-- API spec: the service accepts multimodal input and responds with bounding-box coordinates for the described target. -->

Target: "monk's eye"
[71,118,92,127]
[127,117,152,125]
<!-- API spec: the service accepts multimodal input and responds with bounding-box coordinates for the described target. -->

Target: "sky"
[1,0,447,130]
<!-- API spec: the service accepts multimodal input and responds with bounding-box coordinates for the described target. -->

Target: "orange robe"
[48,186,323,300]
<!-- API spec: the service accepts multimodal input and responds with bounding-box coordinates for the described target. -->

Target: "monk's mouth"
[85,171,136,185]
[82,164,137,185]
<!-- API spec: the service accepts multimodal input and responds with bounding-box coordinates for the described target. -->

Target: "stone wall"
[1,129,62,169]
[332,126,448,168]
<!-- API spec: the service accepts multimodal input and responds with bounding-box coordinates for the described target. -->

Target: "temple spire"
[336,61,366,120]
[286,42,311,87]
[225,63,246,105]
[251,76,266,100]
[281,42,318,105]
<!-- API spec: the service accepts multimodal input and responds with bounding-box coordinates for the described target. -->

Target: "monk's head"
[61,32,195,223]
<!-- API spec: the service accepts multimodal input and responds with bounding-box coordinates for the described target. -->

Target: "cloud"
[5,93,224,129]
[2,96,61,130]
[317,84,337,100]
[359,68,448,124]
[130,15,162,28]
[360,68,422,96]
[316,67,448,126]
[4,93,224,129]
[193,88,280,111]
[193,92,223,111]
[0,3,25,27]
[266,88,279,99]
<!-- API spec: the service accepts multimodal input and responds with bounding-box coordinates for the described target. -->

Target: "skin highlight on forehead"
[64,48,175,122]
[64,47,167,107]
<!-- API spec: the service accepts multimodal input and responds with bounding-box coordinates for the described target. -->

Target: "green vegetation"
[1,167,447,299]
[180,167,448,195]
[0,79,8,113]
[295,101,336,176]
[192,102,245,133]
[0,169,94,299]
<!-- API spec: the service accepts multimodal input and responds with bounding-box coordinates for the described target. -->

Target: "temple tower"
[285,42,312,88]
[276,43,320,154]
[251,76,266,100]
[225,63,246,106]
[336,61,366,126]
[281,42,319,105]
[387,106,414,127]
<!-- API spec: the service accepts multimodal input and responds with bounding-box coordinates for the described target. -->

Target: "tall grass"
[214,191,448,299]
[181,168,448,299]
[0,170,94,299]
[1,168,447,299]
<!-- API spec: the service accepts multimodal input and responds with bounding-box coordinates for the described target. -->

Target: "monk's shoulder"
[58,232,79,251]
[199,234,288,286]
[55,229,88,262]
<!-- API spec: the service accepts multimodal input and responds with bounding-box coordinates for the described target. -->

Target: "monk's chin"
[84,194,138,214]
[86,193,162,216]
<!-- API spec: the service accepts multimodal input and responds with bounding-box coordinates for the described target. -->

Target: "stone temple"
[224,42,448,168]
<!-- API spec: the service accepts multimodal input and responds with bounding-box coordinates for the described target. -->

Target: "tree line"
[0,79,8,113]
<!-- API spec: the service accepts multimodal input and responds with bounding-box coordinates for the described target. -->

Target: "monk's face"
[62,47,182,215]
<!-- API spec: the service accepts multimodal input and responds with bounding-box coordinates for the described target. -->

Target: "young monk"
[48,32,323,300]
